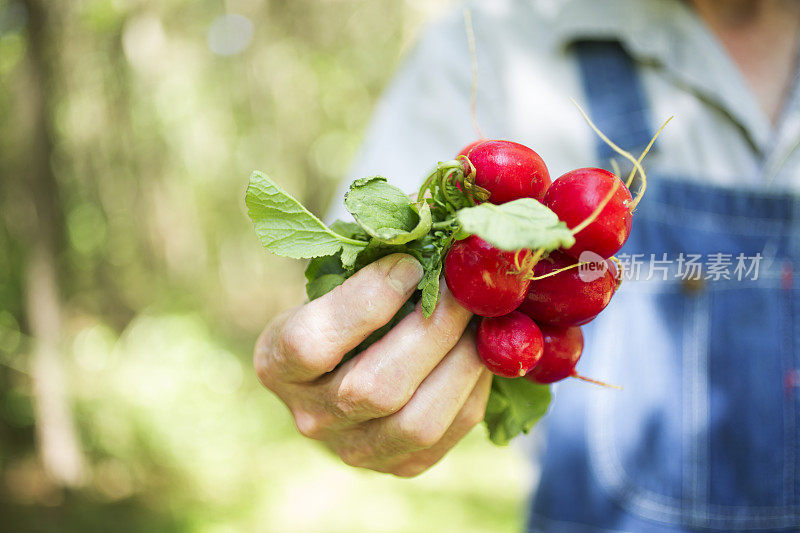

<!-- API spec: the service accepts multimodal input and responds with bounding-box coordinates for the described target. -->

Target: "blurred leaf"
[457,199,575,251]
[484,377,551,446]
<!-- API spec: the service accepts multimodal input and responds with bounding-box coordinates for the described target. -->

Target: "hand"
[254,253,492,477]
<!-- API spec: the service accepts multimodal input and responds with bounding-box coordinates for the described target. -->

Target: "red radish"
[477,312,544,378]
[544,168,632,259]
[518,250,617,327]
[524,325,583,383]
[462,140,551,203]
[525,323,620,388]
[444,235,531,317]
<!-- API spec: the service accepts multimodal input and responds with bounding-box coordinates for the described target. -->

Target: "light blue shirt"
[331,0,800,224]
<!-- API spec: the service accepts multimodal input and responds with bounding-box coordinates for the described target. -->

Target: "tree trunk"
[21,0,84,487]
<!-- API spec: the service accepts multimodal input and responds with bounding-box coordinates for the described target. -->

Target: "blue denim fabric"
[527,42,800,532]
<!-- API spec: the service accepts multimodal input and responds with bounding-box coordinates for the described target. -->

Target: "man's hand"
[254,253,491,477]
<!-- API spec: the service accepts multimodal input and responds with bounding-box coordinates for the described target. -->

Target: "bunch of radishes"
[246,102,667,442]
[445,139,636,386]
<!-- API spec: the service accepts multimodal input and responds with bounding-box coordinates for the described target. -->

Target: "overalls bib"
[527,41,800,532]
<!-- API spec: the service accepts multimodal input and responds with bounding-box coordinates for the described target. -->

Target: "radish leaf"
[456,199,575,251]
[418,261,441,318]
[484,377,552,445]
[306,273,347,300]
[246,171,367,263]
[345,177,432,245]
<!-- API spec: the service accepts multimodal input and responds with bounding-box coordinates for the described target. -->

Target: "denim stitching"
[790,293,799,507]
[781,290,795,507]
[527,513,634,533]
[684,292,710,524]
[697,292,711,520]
[681,292,694,520]
[589,295,687,525]
[588,290,800,528]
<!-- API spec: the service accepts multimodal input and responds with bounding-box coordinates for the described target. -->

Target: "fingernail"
[386,255,424,294]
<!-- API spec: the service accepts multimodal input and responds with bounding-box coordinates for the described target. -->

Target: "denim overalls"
[528,41,800,532]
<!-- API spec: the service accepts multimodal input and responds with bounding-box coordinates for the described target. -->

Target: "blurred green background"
[0,1,533,531]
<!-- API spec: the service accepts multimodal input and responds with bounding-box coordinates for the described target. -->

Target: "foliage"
[0,0,534,532]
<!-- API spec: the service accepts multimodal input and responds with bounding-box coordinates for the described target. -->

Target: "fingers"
[322,284,473,424]
[327,333,489,470]
[254,253,423,385]
[385,370,492,477]
[360,331,485,456]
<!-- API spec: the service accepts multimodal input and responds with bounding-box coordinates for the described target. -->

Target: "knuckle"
[336,376,407,420]
[293,411,326,441]
[279,320,313,360]
[463,402,486,429]
[395,417,445,450]
[279,318,334,375]
[338,444,374,469]
[428,314,465,352]
[253,330,277,390]
[391,462,429,478]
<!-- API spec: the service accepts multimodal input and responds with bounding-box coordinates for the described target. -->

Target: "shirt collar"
[545,0,773,154]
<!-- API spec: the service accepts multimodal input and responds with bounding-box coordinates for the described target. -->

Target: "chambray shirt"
[330,0,800,222]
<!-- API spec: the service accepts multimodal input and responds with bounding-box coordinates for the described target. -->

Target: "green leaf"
[350,240,411,271]
[246,171,367,260]
[304,254,345,283]
[456,198,576,251]
[406,229,455,318]
[306,273,347,300]
[330,220,369,241]
[484,377,551,445]
[345,177,432,245]
[340,243,362,268]
[418,262,441,318]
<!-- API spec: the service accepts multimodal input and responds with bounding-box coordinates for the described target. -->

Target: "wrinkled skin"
[444,235,531,317]
[254,254,492,477]
[477,311,544,377]
[525,324,584,384]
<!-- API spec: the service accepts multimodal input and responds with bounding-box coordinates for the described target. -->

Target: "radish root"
[573,373,623,390]
[569,98,671,215]
[625,117,673,189]
[524,260,590,281]
[463,9,484,140]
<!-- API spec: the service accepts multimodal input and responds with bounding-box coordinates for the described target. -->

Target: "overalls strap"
[529,38,800,533]
[573,40,654,164]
